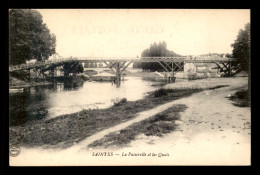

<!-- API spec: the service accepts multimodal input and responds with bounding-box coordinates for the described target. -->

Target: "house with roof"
[176,54,227,79]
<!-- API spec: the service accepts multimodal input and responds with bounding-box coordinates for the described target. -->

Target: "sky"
[36,9,250,58]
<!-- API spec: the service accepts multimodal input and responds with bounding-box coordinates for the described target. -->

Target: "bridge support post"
[158,61,184,83]
[171,62,175,83]
[214,61,233,77]
[229,60,232,77]
[115,62,121,87]
[28,69,31,81]
[103,60,132,87]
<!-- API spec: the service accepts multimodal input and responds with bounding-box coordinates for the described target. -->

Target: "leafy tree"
[231,23,250,72]
[9,9,56,65]
[133,41,182,71]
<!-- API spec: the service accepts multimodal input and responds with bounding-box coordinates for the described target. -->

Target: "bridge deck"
[9,57,237,72]
[9,59,77,72]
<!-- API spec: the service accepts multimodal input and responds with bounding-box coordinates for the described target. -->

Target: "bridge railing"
[76,56,237,62]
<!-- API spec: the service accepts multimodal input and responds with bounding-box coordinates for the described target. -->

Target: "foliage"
[133,41,182,71]
[77,64,84,73]
[231,23,250,72]
[228,89,250,107]
[112,98,127,106]
[153,88,169,97]
[153,88,177,97]
[9,9,56,65]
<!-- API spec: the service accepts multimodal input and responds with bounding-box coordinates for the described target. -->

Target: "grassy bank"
[227,89,250,107]
[9,82,230,149]
[9,88,204,149]
[89,104,187,149]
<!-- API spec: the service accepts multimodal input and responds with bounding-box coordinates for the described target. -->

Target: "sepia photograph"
[8,9,251,166]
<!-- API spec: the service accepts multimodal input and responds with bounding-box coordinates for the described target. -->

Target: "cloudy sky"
[36,9,250,58]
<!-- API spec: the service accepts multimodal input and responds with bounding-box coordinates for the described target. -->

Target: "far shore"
[9,76,85,89]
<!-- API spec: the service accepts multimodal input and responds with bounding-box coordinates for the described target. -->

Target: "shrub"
[153,88,169,97]
[228,89,250,107]
[112,98,127,106]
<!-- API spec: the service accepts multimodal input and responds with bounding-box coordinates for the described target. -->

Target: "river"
[9,77,167,126]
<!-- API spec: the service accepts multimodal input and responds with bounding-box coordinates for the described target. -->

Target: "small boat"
[9,88,24,93]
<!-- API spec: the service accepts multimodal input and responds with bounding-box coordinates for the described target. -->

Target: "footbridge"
[77,56,238,84]
[9,56,239,85]
[9,57,79,81]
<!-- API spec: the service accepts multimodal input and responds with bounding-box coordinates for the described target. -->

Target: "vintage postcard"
[9,9,251,166]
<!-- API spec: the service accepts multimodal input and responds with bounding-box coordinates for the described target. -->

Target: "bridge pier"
[103,61,132,87]
[115,62,121,87]
[27,69,31,81]
[49,67,57,78]
[214,61,233,77]
[158,61,184,83]
[229,60,232,77]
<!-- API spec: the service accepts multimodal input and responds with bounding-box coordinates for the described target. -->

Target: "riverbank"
[9,77,250,166]
[9,77,246,150]
[9,88,202,149]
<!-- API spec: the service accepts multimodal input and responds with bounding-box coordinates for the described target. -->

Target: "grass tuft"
[112,98,127,106]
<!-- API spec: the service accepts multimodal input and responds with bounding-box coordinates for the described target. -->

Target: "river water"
[9,77,165,126]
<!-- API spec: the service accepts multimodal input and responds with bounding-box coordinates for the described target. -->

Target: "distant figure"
[111,78,115,85]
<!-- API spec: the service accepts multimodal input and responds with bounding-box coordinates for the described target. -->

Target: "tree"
[231,23,250,72]
[77,64,84,73]
[133,41,181,71]
[9,9,56,65]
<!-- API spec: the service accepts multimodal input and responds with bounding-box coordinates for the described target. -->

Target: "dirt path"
[63,96,188,152]
[10,77,250,165]
[119,81,250,165]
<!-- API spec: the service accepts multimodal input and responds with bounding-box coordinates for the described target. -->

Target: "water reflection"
[9,77,158,126]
